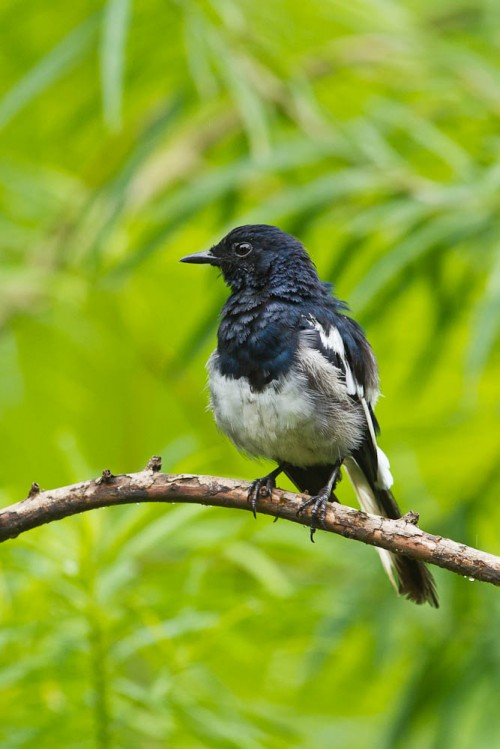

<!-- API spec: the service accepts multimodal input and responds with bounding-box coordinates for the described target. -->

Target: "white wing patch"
[312,321,359,397]
[308,317,379,403]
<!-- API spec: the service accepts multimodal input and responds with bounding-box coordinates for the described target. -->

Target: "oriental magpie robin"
[181,224,438,607]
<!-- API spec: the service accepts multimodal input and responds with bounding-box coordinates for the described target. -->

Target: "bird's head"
[180,224,318,292]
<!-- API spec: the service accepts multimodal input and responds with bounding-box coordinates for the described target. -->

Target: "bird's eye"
[233,242,253,257]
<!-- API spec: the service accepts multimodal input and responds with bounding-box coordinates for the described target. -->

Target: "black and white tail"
[344,447,439,607]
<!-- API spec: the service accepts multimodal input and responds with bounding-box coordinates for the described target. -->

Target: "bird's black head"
[181,224,319,293]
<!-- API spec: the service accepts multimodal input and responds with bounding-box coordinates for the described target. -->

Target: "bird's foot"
[296,463,341,542]
[248,466,282,518]
[297,491,336,543]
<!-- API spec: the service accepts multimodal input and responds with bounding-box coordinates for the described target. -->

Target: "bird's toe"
[297,491,332,543]
[247,474,277,518]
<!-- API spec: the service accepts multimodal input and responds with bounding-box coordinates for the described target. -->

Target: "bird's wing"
[301,313,393,491]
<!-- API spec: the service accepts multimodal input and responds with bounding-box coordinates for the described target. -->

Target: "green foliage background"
[1,0,499,746]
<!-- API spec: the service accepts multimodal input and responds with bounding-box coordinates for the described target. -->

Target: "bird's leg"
[296,463,341,542]
[248,464,284,518]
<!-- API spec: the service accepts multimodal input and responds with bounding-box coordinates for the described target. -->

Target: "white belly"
[207,350,364,467]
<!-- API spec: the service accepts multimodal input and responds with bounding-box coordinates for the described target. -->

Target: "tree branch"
[1,463,499,587]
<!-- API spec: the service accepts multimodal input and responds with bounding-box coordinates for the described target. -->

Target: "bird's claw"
[248,475,276,518]
[297,493,330,543]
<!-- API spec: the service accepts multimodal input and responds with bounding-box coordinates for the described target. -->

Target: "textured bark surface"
[1,467,499,586]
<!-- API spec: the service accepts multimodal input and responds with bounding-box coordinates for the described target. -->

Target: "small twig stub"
[146,456,162,472]
[96,469,115,485]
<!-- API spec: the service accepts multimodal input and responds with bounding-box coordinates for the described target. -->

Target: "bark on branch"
[1,465,499,588]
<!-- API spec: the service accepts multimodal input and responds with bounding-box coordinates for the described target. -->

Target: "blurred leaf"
[100,0,132,131]
[0,13,99,129]
[466,245,500,387]
[223,541,294,597]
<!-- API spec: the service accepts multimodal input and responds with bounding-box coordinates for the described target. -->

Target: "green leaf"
[0,13,99,129]
[100,0,132,131]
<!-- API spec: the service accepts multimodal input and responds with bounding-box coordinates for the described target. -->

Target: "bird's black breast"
[216,296,302,391]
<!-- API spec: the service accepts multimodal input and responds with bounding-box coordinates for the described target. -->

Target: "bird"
[181,224,438,607]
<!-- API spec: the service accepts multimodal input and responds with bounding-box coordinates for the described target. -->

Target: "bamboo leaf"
[100,0,132,131]
[0,14,99,129]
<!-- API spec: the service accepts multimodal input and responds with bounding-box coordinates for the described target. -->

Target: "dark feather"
[283,463,338,497]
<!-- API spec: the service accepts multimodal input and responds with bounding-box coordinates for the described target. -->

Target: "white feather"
[343,456,398,593]
[309,318,363,398]
[318,325,345,357]
[361,396,377,448]
[376,446,394,489]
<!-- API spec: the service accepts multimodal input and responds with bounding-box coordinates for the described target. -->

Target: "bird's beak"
[180,250,219,265]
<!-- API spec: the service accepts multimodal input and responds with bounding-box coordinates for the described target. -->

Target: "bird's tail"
[344,454,439,608]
